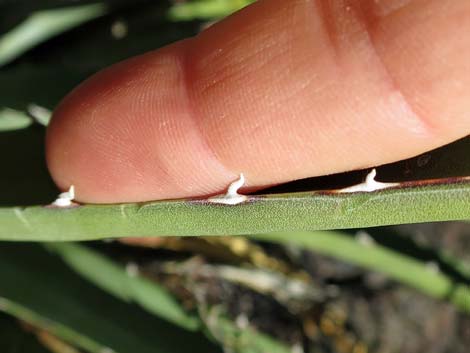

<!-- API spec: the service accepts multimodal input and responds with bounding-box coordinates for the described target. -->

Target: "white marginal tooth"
[52,185,76,207]
[207,173,248,205]
[53,198,72,207]
[227,173,245,196]
[68,185,75,199]
[338,169,399,193]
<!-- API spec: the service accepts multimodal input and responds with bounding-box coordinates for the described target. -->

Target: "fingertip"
[46,40,236,203]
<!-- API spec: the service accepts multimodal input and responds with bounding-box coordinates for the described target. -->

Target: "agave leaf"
[0,3,107,66]
[202,313,292,353]
[0,178,469,241]
[45,242,200,331]
[0,243,219,353]
[0,3,199,112]
[249,231,470,313]
[168,0,254,21]
[365,226,470,282]
[0,107,32,132]
[44,242,293,353]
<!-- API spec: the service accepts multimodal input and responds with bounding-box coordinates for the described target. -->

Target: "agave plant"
[0,1,469,353]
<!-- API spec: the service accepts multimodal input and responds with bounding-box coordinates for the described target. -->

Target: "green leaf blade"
[0,243,219,353]
[249,230,470,313]
[0,181,469,241]
[0,4,107,66]
[45,242,200,331]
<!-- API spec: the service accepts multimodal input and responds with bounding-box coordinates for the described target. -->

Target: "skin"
[46,0,470,203]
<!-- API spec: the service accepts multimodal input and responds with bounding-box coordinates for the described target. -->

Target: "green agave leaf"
[203,314,292,353]
[45,242,200,331]
[168,0,254,21]
[0,4,199,112]
[0,179,469,241]
[0,107,32,132]
[0,106,50,132]
[249,231,470,313]
[0,312,51,353]
[0,243,220,353]
[0,3,107,66]
[44,242,292,353]
[365,226,470,283]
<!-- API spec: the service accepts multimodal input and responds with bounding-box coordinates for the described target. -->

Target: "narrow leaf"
[0,243,220,353]
[249,231,470,312]
[168,0,254,21]
[0,107,32,132]
[0,3,107,66]
[45,242,200,331]
[45,243,293,353]
[0,180,469,241]
[203,315,292,353]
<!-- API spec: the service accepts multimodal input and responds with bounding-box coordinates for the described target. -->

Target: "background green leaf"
[168,0,254,21]
[45,242,294,353]
[250,230,470,312]
[0,107,32,131]
[45,242,200,331]
[0,3,107,67]
[0,243,220,353]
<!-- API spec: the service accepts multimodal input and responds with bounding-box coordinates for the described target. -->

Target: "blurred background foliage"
[0,1,469,353]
